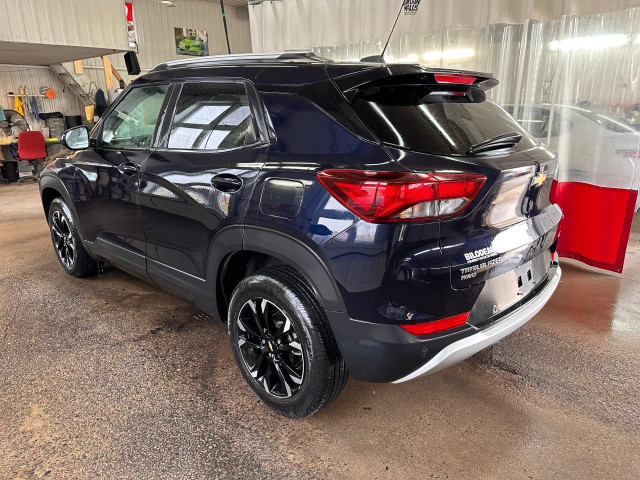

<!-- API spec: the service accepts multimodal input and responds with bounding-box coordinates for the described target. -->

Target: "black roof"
[135,51,497,91]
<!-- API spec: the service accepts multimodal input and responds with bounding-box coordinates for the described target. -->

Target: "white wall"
[248,0,640,54]
[0,65,84,127]
[0,0,252,120]
[82,0,252,93]
[0,0,128,50]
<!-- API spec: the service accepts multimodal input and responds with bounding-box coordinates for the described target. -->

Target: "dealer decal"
[463,246,497,263]
[459,256,503,280]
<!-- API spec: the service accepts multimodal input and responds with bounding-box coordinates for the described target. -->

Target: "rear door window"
[167,82,257,150]
[351,85,536,155]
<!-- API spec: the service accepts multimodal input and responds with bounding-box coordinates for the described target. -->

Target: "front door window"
[100,85,169,149]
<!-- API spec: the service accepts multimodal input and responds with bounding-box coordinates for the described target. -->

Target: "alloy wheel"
[236,297,304,398]
[51,210,75,269]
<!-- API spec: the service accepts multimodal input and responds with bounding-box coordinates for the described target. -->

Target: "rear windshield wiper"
[467,132,522,155]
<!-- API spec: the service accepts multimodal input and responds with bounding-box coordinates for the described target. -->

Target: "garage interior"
[1,0,639,478]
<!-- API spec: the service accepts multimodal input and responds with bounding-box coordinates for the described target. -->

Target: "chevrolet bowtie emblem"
[532,172,547,187]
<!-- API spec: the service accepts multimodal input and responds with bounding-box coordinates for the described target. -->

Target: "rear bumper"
[327,264,561,383]
[392,263,561,383]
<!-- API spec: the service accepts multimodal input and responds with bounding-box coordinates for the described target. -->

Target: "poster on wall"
[125,2,138,50]
[174,27,209,57]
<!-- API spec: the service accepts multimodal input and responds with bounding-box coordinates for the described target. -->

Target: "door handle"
[118,162,140,176]
[211,174,243,192]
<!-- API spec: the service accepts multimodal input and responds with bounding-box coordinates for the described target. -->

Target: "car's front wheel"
[228,266,348,418]
[48,197,99,278]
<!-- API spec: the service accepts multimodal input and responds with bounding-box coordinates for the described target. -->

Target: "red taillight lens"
[434,73,476,85]
[399,312,470,336]
[317,170,486,223]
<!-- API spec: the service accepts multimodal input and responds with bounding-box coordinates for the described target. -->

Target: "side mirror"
[60,126,90,150]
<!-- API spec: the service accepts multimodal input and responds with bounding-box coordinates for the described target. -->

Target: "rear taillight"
[434,73,476,85]
[317,170,486,223]
[399,312,470,335]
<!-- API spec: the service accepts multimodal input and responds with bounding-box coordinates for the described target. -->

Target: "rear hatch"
[331,64,561,319]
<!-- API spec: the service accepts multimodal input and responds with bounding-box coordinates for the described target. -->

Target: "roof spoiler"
[327,64,499,102]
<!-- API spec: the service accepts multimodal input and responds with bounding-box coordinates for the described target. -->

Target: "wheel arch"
[39,174,90,248]
[39,175,73,219]
[211,226,347,323]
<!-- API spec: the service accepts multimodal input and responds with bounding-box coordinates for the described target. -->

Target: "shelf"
[6,94,50,98]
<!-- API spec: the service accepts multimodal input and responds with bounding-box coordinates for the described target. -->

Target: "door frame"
[137,77,273,306]
[153,77,273,151]
[83,81,177,278]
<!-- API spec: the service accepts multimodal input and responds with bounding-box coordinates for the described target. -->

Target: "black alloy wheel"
[228,266,349,418]
[48,197,99,278]
[236,297,304,398]
[50,209,75,269]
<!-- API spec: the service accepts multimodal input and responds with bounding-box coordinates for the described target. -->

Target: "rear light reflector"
[434,73,476,85]
[428,91,467,97]
[317,170,486,223]
[399,312,470,335]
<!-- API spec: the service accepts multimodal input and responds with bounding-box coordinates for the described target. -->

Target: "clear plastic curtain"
[248,0,640,271]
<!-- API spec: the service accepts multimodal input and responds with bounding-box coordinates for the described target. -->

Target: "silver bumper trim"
[392,265,562,384]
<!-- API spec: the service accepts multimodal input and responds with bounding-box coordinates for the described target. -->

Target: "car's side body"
[40,54,561,387]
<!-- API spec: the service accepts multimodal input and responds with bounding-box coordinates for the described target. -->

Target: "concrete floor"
[0,183,638,480]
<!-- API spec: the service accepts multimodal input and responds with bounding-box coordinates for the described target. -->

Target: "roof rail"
[151,51,332,72]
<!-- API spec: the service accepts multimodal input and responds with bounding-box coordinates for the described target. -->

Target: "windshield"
[352,85,537,155]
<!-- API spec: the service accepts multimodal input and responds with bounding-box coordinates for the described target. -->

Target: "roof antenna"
[219,0,231,54]
[361,0,407,63]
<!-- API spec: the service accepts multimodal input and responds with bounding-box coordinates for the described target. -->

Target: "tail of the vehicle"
[326,64,561,327]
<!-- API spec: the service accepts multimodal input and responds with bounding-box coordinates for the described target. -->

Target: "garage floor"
[1,183,638,480]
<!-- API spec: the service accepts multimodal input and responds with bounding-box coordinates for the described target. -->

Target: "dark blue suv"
[39,52,562,417]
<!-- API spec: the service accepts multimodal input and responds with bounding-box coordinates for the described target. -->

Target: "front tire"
[228,266,348,418]
[48,198,98,278]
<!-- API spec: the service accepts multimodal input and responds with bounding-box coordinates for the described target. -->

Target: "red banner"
[551,180,638,272]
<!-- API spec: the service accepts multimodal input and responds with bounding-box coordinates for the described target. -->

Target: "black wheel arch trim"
[207,225,347,322]
[39,174,92,252]
[240,226,347,314]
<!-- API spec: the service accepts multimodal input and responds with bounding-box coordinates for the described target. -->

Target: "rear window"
[352,85,536,155]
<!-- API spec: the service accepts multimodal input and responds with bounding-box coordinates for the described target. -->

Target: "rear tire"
[48,198,99,278]
[228,266,348,418]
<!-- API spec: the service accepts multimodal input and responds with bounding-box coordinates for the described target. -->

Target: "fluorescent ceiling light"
[550,34,628,51]
[422,48,474,61]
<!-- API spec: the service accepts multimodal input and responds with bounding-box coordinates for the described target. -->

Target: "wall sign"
[403,0,421,15]
[125,2,138,50]
[174,27,210,57]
